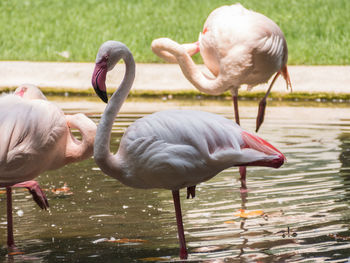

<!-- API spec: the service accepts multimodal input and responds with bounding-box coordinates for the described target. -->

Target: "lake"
[1,96,350,262]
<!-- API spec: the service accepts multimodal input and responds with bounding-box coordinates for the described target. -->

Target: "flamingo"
[0,84,96,250]
[152,3,292,132]
[92,40,285,259]
[151,3,291,191]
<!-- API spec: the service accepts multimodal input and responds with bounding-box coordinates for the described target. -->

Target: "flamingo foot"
[256,99,267,132]
[12,181,49,210]
[180,247,188,260]
[186,185,196,199]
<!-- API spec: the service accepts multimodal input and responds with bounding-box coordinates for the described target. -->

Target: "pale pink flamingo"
[0,84,96,250]
[92,41,285,259]
[151,3,292,190]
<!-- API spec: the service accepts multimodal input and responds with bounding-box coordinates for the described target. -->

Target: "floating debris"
[92,237,147,244]
[51,183,73,195]
[224,220,236,224]
[233,209,264,218]
[8,251,25,256]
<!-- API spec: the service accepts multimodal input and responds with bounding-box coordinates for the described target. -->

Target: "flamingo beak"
[92,60,108,103]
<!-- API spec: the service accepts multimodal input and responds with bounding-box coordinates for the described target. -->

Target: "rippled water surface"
[1,97,350,262]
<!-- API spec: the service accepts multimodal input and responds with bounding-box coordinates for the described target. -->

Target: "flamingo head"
[92,55,108,103]
[14,84,47,100]
[92,40,129,103]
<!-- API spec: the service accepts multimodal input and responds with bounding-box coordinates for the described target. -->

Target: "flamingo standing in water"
[0,84,96,250]
[92,41,285,259]
[151,3,292,190]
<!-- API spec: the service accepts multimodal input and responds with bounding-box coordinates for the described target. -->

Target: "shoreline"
[0,61,349,100]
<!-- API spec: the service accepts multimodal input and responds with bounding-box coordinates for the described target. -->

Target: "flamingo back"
[115,110,283,190]
[0,95,66,185]
[200,4,288,88]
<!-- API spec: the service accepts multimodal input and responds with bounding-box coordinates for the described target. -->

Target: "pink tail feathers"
[281,65,292,92]
[241,131,286,168]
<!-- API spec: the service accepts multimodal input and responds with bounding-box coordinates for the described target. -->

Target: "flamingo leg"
[6,187,15,249]
[172,190,188,260]
[232,93,248,191]
[186,185,196,199]
[12,181,49,210]
[232,94,240,126]
[256,72,281,132]
[239,166,247,192]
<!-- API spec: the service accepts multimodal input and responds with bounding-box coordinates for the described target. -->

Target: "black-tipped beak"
[92,60,108,103]
[94,86,108,103]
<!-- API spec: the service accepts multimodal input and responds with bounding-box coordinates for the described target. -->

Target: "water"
[1,97,350,262]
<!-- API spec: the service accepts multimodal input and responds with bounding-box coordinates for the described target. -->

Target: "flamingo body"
[0,84,96,249]
[200,4,288,89]
[151,3,291,133]
[103,109,283,190]
[92,41,285,259]
[0,94,66,184]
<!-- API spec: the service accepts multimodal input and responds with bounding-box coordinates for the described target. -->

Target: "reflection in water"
[1,97,350,262]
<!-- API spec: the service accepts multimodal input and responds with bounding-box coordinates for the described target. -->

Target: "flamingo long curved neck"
[64,114,96,164]
[94,47,135,180]
[152,38,227,95]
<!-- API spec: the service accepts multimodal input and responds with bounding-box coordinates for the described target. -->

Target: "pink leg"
[6,187,15,249]
[256,72,280,132]
[172,190,188,260]
[239,166,248,193]
[233,95,240,126]
[12,181,49,210]
[233,95,247,190]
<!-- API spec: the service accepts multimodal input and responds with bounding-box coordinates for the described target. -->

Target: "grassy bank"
[0,0,349,65]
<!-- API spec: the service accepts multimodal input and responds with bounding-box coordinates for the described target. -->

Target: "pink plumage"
[0,84,96,250]
[151,3,292,131]
[92,40,285,260]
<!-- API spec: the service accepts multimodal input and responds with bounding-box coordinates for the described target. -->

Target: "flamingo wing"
[0,95,66,184]
[116,110,281,190]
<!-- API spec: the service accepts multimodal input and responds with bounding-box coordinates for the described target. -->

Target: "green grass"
[0,0,349,64]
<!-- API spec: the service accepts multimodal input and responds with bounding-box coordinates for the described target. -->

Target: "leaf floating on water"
[93,237,147,244]
[8,251,25,256]
[51,183,73,195]
[92,238,108,244]
[233,209,264,218]
[224,220,236,224]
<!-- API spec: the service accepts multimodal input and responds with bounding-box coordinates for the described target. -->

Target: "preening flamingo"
[92,41,285,259]
[151,3,292,131]
[152,3,291,191]
[0,84,96,250]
